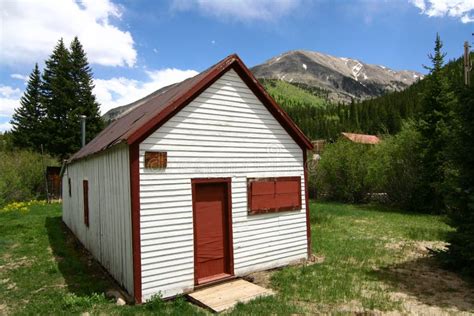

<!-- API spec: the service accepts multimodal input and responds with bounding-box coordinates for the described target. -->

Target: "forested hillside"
[264,54,469,141]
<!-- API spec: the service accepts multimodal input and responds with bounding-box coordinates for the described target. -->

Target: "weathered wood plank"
[187,279,274,313]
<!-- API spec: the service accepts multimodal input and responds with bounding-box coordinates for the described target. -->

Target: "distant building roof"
[341,132,380,144]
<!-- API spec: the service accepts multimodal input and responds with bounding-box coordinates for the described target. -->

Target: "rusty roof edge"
[67,139,128,164]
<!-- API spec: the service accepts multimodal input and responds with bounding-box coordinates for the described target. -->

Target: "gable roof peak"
[70,53,312,162]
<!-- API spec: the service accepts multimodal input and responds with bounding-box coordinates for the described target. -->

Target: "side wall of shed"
[138,69,308,300]
[62,144,134,295]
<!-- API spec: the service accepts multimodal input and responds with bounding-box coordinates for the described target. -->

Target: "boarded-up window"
[145,151,167,169]
[248,177,301,215]
[83,180,89,227]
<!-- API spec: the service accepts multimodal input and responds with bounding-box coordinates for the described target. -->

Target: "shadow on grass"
[44,216,121,298]
[372,256,474,312]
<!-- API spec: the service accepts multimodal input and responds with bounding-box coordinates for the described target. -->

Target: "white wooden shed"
[62,54,313,303]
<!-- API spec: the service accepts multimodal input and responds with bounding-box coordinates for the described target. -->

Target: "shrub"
[315,139,373,203]
[0,149,57,207]
[366,122,424,210]
[62,292,108,309]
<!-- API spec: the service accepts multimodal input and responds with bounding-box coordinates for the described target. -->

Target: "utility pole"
[79,115,86,147]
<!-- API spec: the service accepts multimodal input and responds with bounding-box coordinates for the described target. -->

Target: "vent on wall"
[144,151,167,169]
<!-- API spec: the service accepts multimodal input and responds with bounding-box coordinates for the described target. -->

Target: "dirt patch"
[385,257,474,313]
[385,240,450,263]
[354,219,371,224]
[335,299,365,314]
[379,240,474,315]
[304,254,326,265]
[0,256,32,271]
[6,282,16,290]
[386,291,473,316]
[0,303,8,315]
[244,255,325,289]
[244,270,273,288]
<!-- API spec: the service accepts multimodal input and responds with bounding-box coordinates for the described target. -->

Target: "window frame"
[83,180,89,227]
[247,176,302,215]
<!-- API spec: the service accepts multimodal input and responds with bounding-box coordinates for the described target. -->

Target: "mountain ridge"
[102,50,423,121]
[250,50,423,103]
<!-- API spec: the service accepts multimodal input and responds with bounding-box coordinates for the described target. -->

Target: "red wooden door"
[193,180,232,284]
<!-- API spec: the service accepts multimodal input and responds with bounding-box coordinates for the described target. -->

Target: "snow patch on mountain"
[251,50,423,103]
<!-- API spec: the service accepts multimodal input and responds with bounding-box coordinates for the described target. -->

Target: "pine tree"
[10,63,45,150]
[69,37,104,147]
[41,38,75,159]
[41,38,104,159]
[445,53,474,275]
[416,33,452,212]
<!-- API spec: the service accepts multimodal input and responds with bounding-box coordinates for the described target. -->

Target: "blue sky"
[1,0,473,132]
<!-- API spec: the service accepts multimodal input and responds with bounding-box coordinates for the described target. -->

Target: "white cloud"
[0,122,12,133]
[0,86,22,126]
[409,0,474,23]
[0,86,22,99]
[410,0,426,11]
[0,68,198,130]
[171,0,301,22]
[94,68,199,114]
[1,0,137,67]
[10,74,29,82]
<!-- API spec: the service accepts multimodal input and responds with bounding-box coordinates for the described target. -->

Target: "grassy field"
[1,201,473,315]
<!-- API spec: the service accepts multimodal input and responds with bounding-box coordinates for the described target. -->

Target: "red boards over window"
[83,180,89,227]
[248,177,301,215]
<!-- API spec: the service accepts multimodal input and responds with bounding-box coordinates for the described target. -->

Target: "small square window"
[145,151,167,169]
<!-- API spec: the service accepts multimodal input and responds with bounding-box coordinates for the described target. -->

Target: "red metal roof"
[70,54,313,162]
[341,132,380,144]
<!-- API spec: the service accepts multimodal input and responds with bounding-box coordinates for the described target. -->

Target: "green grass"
[261,79,328,108]
[0,201,460,315]
[0,203,205,315]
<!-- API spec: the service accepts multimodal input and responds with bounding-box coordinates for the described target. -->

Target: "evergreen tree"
[10,63,45,150]
[41,38,104,159]
[41,38,75,159]
[69,37,104,147]
[445,54,474,275]
[416,33,453,212]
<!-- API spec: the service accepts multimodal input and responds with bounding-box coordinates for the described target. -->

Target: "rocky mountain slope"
[251,50,423,103]
[103,50,423,121]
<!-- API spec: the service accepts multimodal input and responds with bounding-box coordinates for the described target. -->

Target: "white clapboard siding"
[139,69,307,301]
[62,144,134,295]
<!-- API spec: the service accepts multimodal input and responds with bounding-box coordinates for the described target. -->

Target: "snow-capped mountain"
[103,50,424,122]
[251,50,423,102]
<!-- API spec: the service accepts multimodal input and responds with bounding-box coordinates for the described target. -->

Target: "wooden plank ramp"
[187,279,274,313]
